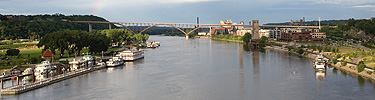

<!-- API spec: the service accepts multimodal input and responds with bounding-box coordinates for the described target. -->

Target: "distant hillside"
[0,14,115,40]
[265,19,348,26]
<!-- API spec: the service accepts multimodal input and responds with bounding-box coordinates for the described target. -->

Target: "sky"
[0,0,375,24]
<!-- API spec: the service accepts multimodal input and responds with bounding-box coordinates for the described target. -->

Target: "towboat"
[116,49,144,61]
[106,56,124,67]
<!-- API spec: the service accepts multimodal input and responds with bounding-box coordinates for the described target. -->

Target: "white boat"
[313,55,326,71]
[106,56,124,67]
[22,68,33,75]
[34,61,52,76]
[82,55,95,67]
[69,59,88,71]
[116,49,144,61]
[147,41,160,48]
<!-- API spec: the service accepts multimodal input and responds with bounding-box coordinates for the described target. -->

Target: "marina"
[1,65,106,95]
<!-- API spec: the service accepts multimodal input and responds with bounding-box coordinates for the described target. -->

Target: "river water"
[2,35,375,100]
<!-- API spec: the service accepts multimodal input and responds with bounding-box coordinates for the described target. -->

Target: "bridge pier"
[185,35,189,40]
[88,23,92,32]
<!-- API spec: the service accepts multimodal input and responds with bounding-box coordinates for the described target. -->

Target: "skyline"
[1,0,375,24]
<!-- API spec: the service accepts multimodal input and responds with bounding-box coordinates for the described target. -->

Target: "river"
[2,35,375,100]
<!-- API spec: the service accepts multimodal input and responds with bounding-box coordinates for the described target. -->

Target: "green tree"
[259,36,268,47]
[332,59,338,64]
[243,32,251,43]
[341,61,347,66]
[28,56,42,64]
[357,63,365,72]
[6,49,20,56]
[87,33,111,54]
[297,48,304,54]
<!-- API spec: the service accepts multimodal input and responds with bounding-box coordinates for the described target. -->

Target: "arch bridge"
[74,21,320,38]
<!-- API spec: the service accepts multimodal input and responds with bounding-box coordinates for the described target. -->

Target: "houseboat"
[69,59,88,71]
[34,61,52,77]
[82,55,95,67]
[116,49,144,61]
[106,56,124,67]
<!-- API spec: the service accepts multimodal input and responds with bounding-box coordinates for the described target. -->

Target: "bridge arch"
[138,24,187,35]
[111,22,136,34]
[186,25,211,35]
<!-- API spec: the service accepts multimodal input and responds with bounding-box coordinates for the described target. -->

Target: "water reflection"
[358,76,365,86]
[238,44,245,97]
[252,50,260,80]
[315,71,326,82]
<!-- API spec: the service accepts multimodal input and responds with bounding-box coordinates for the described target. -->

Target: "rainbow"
[92,0,107,16]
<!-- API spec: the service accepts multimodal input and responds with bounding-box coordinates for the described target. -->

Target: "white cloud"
[303,0,375,4]
[353,5,375,8]
[159,0,220,3]
[0,8,9,12]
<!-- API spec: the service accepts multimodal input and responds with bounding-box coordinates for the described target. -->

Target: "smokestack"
[319,17,321,30]
[197,17,199,26]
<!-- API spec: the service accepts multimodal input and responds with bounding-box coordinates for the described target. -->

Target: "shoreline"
[200,36,375,82]
[196,36,244,43]
[265,45,375,82]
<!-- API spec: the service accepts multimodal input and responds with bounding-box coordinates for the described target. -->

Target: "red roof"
[41,49,55,57]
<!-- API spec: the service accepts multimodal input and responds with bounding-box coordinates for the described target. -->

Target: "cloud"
[353,5,375,8]
[0,8,9,12]
[161,0,220,3]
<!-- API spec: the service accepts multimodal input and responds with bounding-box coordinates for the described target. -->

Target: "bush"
[303,52,308,56]
[333,59,338,64]
[6,49,20,56]
[341,61,347,66]
[357,63,365,72]
[297,48,304,54]
[27,56,42,64]
[366,71,373,75]
[336,54,342,58]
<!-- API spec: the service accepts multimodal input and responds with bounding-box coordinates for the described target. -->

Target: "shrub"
[336,54,342,59]
[297,48,304,54]
[332,59,338,64]
[368,70,373,74]
[27,56,42,64]
[357,63,365,73]
[303,52,308,56]
[6,49,20,56]
[341,61,347,66]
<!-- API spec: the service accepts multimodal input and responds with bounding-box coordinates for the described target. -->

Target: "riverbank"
[265,45,375,82]
[198,36,375,82]
[196,36,244,43]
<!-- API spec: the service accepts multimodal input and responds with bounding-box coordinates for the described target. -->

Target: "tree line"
[0,14,115,40]
[38,29,149,58]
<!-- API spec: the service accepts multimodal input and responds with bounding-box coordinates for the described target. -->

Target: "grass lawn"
[19,49,43,57]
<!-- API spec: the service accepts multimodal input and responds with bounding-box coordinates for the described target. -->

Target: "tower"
[252,20,259,40]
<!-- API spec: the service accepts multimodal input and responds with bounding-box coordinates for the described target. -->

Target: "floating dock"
[1,65,106,95]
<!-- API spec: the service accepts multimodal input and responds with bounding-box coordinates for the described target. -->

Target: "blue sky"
[0,0,374,24]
